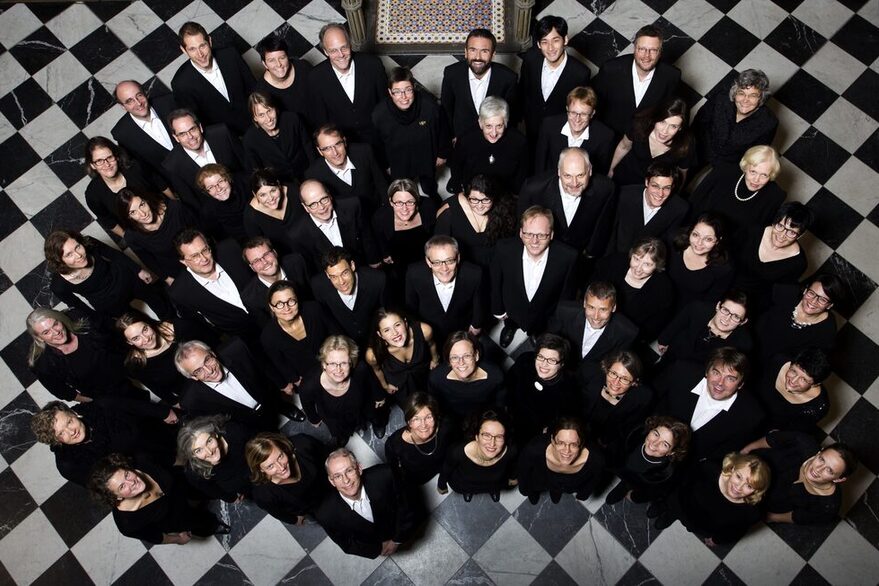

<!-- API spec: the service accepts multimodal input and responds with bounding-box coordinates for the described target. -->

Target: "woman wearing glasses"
[243,168,301,256]
[518,417,604,504]
[438,409,518,502]
[754,348,831,434]
[371,67,452,202]
[243,91,312,183]
[194,164,249,242]
[385,392,454,486]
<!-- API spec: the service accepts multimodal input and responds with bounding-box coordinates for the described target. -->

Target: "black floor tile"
[434,493,509,555]
[285,516,328,552]
[813,252,877,319]
[0,468,38,539]
[654,18,695,64]
[845,477,879,549]
[209,23,255,57]
[867,202,879,229]
[364,557,414,586]
[0,133,42,188]
[843,67,879,121]
[199,0,247,21]
[782,127,851,184]
[704,563,747,585]
[56,78,115,130]
[7,27,65,74]
[534,559,580,585]
[0,331,38,389]
[146,0,192,22]
[0,392,40,465]
[592,498,661,557]
[0,78,53,131]
[791,563,833,585]
[830,324,879,394]
[447,558,494,583]
[767,519,836,559]
[831,15,879,66]
[699,16,760,67]
[568,19,629,69]
[618,561,662,585]
[513,492,591,556]
[41,481,109,547]
[27,3,71,24]
[263,0,314,20]
[274,22,316,61]
[282,555,334,585]
[32,553,93,586]
[14,261,59,310]
[130,25,185,75]
[0,267,12,297]
[764,15,826,66]
[830,398,879,473]
[111,553,172,586]
[704,0,738,12]
[641,0,679,14]
[69,26,127,74]
[853,127,879,173]
[0,190,28,241]
[30,191,93,238]
[774,70,838,124]
[83,2,129,22]
[193,554,250,585]
[205,498,267,549]
[806,188,863,249]
[769,0,807,11]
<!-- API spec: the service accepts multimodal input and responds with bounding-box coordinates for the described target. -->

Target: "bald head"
[299,179,334,221]
[115,80,150,120]
[558,148,592,197]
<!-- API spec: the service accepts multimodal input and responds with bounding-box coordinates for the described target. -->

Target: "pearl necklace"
[734,174,760,202]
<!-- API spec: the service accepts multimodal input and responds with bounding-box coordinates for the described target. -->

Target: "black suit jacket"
[111,93,176,182]
[290,197,380,271]
[662,361,764,461]
[518,50,591,139]
[533,114,615,175]
[549,300,639,368]
[240,252,311,324]
[518,172,616,257]
[592,55,681,137]
[310,266,387,346]
[314,464,423,558]
[609,185,689,254]
[441,61,518,139]
[171,47,256,135]
[490,238,577,334]
[404,261,485,345]
[304,143,388,212]
[161,124,245,206]
[308,53,388,144]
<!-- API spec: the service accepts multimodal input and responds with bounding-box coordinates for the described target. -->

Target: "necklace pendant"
[488,154,495,165]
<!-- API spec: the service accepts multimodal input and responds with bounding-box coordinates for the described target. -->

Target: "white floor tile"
[814,97,879,154]
[0,288,34,350]
[838,222,879,284]
[663,0,723,40]
[555,518,636,585]
[640,521,720,584]
[392,518,468,586]
[289,0,346,46]
[536,0,597,38]
[46,4,103,49]
[676,44,731,96]
[310,532,383,586]
[804,41,868,95]
[72,514,147,584]
[727,0,790,39]
[229,515,305,586]
[32,52,91,103]
[596,0,660,42]
[226,0,285,46]
[0,4,41,49]
[165,3,224,36]
[94,50,155,94]
[10,442,66,506]
[149,532,227,585]
[473,517,552,586]
[810,520,879,586]
[0,53,31,103]
[736,43,800,90]
[18,104,80,159]
[0,510,67,585]
[106,1,164,47]
[825,156,879,217]
[0,221,45,282]
[792,0,854,39]
[724,524,805,585]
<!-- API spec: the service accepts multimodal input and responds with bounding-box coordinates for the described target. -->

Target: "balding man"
[111,80,176,181]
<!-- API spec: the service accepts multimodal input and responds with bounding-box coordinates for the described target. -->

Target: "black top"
[85,161,157,232]
[183,420,255,502]
[428,362,505,422]
[126,342,189,405]
[449,128,529,195]
[260,301,339,385]
[616,429,678,499]
[125,200,198,280]
[583,378,654,456]
[734,229,807,312]
[516,434,605,497]
[375,322,433,403]
[250,434,330,524]
[434,195,494,268]
[254,60,313,122]
[199,175,251,243]
[756,357,829,433]
[241,187,302,255]
[657,300,754,365]
[299,362,384,439]
[371,198,438,268]
[243,111,312,182]
[666,247,735,311]
[385,423,456,486]
[694,93,779,167]
[438,441,518,493]
[613,133,696,186]
[754,285,837,363]
[506,352,582,442]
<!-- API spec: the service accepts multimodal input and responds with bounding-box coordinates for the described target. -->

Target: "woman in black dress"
[45,229,173,320]
[593,237,675,341]
[243,168,301,255]
[756,348,831,434]
[385,392,455,486]
[667,213,734,310]
[365,308,439,407]
[438,409,517,501]
[518,417,605,504]
[243,91,312,182]
[118,188,199,284]
[195,164,249,242]
[654,452,771,546]
[245,432,330,525]
[371,67,452,201]
[506,333,581,444]
[428,331,505,422]
[299,335,386,447]
[449,96,529,195]
[609,97,696,186]
[435,174,517,268]
[254,35,312,124]
[744,432,857,526]
[176,415,255,503]
[89,453,227,545]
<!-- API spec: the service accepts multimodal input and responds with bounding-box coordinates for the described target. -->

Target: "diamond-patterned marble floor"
[0,0,878,584]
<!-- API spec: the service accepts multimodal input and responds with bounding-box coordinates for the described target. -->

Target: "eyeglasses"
[122,91,146,107]
[449,353,474,363]
[317,139,345,153]
[606,370,634,385]
[175,125,201,138]
[92,155,116,167]
[304,195,332,210]
[391,200,417,208]
[717,305,744,323]
[184,246,212,262]
[553,439,581,450]
[409,414,435,425]
[325,361,349,370]
[803,288,831,306]
[467,196,492,206]
[773,222,801,239]
[635,46,660,55]
[270,298,298,309]
[326,45,351,56]
[521,231,551,241]
[203,177,229,193]
[566,109,593,120]
[247,249,275,266]
[390,87,415,96]
[647,181,673,193]
[690,231,717,244]
[191,354,218,379]
[479,432,504,443]
[535,354,561,366]
[330,465,357,482]
[428,257,458,268]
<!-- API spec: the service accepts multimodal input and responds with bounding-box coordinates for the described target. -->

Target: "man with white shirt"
[308,24,387,144]
[315,449,424,558]
[171,21,255,135]
[534,86,615,174]
[592,25,681,139]
[661,348,764,461]
[111,80,176,183]
[239,236,310,322]
[441,28,518,140]
[405,235,485,348]
[491,206,577,348]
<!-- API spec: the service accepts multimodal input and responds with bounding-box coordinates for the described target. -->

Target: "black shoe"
[214,522,231,535]
[605,482,628,505]
[499,324,517,348]
[528,493,540,505]
[490,491,500,502]
[463,493,473,502]
[283,407,307,422]
[549,490,562,504]
[654,512,674,531]
[372,424,386,439]
[646,501,665,519]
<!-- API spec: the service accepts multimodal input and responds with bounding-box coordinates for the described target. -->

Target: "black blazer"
[290,197,380,271]
[549,300,639,364]
[592,55,681,137]
[314,463,423,558]
[161,123,245,206]
[404,261,485,344]
[441,61,518,139]
[518,171,616,257]
[240,252,311,323]
[304,143,388,212]
[533,114,615,175]
[517,49,591,139]
[661,360,764,461]
[490,238,578,334]
[609,185,689,254]
[111,93,176,182]
[242,110,312,181]
[310,266,387,346]
[308,53,388,144]
[171,47,256,135]
[179,337,275,427]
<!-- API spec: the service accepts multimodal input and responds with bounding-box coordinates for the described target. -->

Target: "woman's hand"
[657,344,668,355]
[138,270,155,284]
[280,383,295,396]
[382,256,394,265]
[163,410,179,425]
[386,384,399,395]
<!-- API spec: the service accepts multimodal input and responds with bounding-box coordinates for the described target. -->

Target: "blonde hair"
[721,452,770,505]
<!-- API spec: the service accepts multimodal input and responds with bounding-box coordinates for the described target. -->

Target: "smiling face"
[734,86,762,118]
[181,32,213,70]
[171,115,204,152]
[116,81,150,119]
[744,160,773,191]
[426,244,459,284]
[89,146,119,179]
[327,454,362,498]
[190,432,223,465]
[643,426,675,458]
[480,115,505,143]
[269,288,299,321]
[534,348,562,380]
[323,349,352,384]
[108,468,147,501]
[34,318,71,348]
[465,35,494,77]
[559,151,590,196]
[604,361,635,397]
[178,236,215,277]
[566,99,594,135]
[260,445,292,482]
[709,301,747,334]
[538,27,567,66]
[653,115,683,144]
[688,222,718,256]
[724,465,756,501]
[628,252,657,280]
[180,347,223,383]
[123,321,159,351]
[804,450,846,485]
[784,363,816,394]
[254,183,283,210]
[466,189,493,216]
[633,34,661,75]
[252,103,278,133]
[799,281,833,316]
[325,259,356,295]
[476,420,505,459]
[389,80,415,111]
[315,131,348,168]
[520,215,553,258]
[61,238,89,270]
[300,180,335,222]
[771,218,802,248]
[390,189,418,222]
[407,406,436,442]
[448,340,478,379]
[127,196,154,225]
[644,175,674,208]
[552,429,582,465]
[201,173,231,201]
[244,244,279,278]
[262,49,290,82]
[377,314,408,348]
[584,294,615,329]
[322,27,352,73]
[52,411,86,445]
[705,363,744,400]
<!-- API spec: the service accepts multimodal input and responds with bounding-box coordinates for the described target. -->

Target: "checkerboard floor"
[0,0,877,584]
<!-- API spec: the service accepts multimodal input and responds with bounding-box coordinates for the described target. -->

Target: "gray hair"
[479,96,509,125]
[26,308,90,367]
[557,147,592,171]
[176,415,230,478]
[325,447,358,473]
[729,69,771,106]
[174,339,214,377]
[424,234,460,257]
[318,23,350,52]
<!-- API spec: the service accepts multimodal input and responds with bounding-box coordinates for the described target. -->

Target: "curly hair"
[88,453,136,506]
[30,401,77,446]
[721,452,771,505]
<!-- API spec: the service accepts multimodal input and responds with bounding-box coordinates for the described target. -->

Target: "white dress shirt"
[206,367,259,409]
[340,488,374,522]
[326,157,357,186]
[433,276,456,311]
[193,59,230,102]
[338,282,358,310]
[581,321,605,358]
[188,262,247,311]
[184,140,217,167]
[469,66,492,113]
[311,211,344,247]
[642,191,661,224]
[132,108,173,151]
[631,62,655,107]
[258,268,286,288]
[334,60,356,103]
[541,54,567,101]
[561,120,589,147]
[689,378,738,431]
[522,248,549,302]
[558,179,581,226]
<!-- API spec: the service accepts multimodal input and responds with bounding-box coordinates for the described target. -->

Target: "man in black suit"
[549,281,638,383]
[171,21,255,136]
[161,109,245,207]
[660,348,764,461]
[534,86,615,175]
[592,25,681,138]
[518,16,591,142]
[240,236,310,322]
[304,124,388,212]
[405,235,485,347]
[308,23,387,144]
[609,161,689,254]
[492,206,578,348]
[111,80,176,183]
[441,28,518,140]
[310,247,386,347]
[519,148,616,259]
[315,448,424,558]
[175,338,305,427]
[292,179,381,272]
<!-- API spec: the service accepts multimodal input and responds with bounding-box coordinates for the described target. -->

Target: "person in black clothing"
[243,168,302,255]
[428,331,505,423]
[89,453,228,545]
[385,392,455,486]
[534,86,614,175]
[667,213,734,311]
[241,237,311,322]
[195,164,250,242]
[755,348,831,434]
[254,35,312,123]
[245,432,331,525]
[518,417,604,504]
[176,415,255,502]
[243,91,312,182]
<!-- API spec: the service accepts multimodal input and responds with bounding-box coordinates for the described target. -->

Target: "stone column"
[513,0,536,50]
[342,0,366,50]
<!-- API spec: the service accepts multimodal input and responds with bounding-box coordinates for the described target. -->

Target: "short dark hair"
[644,415,690,462]
[256,34,288,60]
[466,407,509,438]
[719,289,749,314]
[807,273,846,308]
[116,188,165,233]
[548,416,585,444]
[267,279,298,310]
[320,246,354,271]
[178,22,209,46]
[84,136,128,178]
[585,281,617,304]
[313,123,344,145]
[534,333,570,366]
[706,347,749,384]
[673,212,729,267]
[634,24,663,44]
[443,330,480,363]
[173,228,209,258]
[403,392,440,423]
[790,348,832,383]
[535,15,568,41]
[823,443,858,478]
[167,107,199,129]
[600,350,643,382]
[772,202,813,233]
[645,161,681,192]
[250,167,284,194]
[466,28,497,52]
[388,66,414,88]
